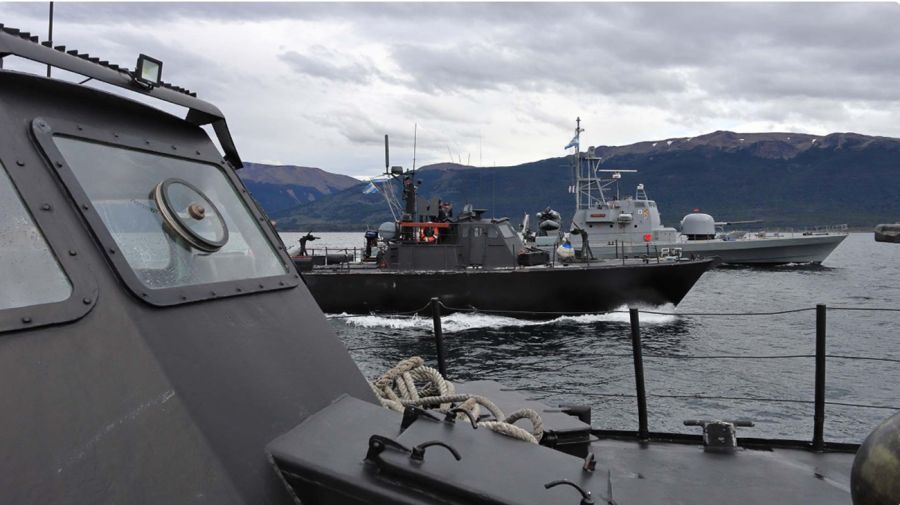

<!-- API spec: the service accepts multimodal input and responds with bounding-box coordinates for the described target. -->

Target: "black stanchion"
[431,297,448,379]
[813,304,826,451]
[629,307,649,439]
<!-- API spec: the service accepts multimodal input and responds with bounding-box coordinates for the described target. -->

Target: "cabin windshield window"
[0,161,72,309]
[487,226,499,239]
[499,223,516,239]
[53,136,287,290]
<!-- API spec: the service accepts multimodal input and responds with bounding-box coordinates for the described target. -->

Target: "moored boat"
[874,223,900,243]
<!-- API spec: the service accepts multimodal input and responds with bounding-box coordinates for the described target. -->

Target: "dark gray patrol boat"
[0,24,896,505]
[295,140,715,317]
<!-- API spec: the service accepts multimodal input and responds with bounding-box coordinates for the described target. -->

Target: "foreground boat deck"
[464,380,856,504]
[592,438,852,504]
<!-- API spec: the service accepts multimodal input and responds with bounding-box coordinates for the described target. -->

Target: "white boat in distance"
[549,119,848,265]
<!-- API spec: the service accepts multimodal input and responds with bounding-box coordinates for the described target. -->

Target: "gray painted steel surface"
[0,65,374,505]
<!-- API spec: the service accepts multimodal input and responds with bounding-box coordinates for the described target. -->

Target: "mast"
[47,2,54,77]
[570,117,585,209]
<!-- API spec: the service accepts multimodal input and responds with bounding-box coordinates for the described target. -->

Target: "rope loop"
[370,357,544,444]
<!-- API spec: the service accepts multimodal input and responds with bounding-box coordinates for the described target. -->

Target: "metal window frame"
[31,116,299,307]
[0,155,98,334]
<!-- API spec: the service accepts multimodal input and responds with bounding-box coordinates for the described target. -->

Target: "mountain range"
[237,162,359,215]
[239,130,900,232]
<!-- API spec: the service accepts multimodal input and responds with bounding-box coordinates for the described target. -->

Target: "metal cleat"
[684,419,754,453]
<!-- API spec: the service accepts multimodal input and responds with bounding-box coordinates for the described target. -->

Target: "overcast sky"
[3,2,899,177]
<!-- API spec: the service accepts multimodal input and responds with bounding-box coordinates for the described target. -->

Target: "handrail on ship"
[298,244,683,271]
[339,301,900,453]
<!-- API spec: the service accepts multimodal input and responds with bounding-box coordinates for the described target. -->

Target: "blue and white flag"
[362,181,379,194]
[564,135,579,150]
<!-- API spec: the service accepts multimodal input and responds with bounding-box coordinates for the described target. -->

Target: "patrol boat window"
[0,161,72,310]
[51,136,288,292]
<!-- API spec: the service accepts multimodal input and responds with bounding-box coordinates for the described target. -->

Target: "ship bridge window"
[51,136,288,293]
[487,226,499,239]
[499,222,516,239]
[0,161,72,310]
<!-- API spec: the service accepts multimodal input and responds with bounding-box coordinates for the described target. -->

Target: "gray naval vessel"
[295,141,714,317]
[544,119,849,265]
[1,24,897,505]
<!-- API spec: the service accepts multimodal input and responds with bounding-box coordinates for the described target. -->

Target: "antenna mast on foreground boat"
[47,2,54,77]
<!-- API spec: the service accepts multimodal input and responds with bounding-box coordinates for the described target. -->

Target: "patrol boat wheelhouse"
[560,119,848,265]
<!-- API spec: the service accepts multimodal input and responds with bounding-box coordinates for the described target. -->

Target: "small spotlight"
[134,53,162,88]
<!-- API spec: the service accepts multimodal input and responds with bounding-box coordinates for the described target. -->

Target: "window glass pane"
[0,161,71,309]
[499,223,516,239]
[53,137,287,290]
[487,226,499,239]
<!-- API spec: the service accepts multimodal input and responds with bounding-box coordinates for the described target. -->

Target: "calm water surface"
[280,232,899,443]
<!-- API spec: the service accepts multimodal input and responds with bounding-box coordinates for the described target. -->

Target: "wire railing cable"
[514,386,900,411]
[436,301,816,317]
[437,301,900,317]
[326,301,436,320]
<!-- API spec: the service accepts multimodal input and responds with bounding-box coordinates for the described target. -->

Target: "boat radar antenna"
[596,169,638,201]
[381,134,417,224]
[372,134,402,221]
[412,122,417,171]
[568,118,639,207]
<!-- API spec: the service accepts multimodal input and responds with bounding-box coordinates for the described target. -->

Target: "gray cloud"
[280,49,379,85]
[2,2,898,174]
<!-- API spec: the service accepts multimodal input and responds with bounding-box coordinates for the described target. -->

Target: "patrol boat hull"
[301,258,715,317]
[580,233,847,265]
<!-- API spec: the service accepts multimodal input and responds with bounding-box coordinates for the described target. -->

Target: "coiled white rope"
[371,357,544,444]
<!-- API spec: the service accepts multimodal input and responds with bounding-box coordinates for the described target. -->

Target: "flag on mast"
[564,134,579,150]
[363,181,379,194]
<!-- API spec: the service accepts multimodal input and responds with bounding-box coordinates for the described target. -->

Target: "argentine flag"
[564,135,579,150]
[362,181,379,195]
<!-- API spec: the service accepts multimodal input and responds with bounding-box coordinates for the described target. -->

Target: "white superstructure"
[551,119,848,265]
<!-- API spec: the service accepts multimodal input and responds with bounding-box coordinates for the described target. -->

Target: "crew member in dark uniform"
[298,232,319,256]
